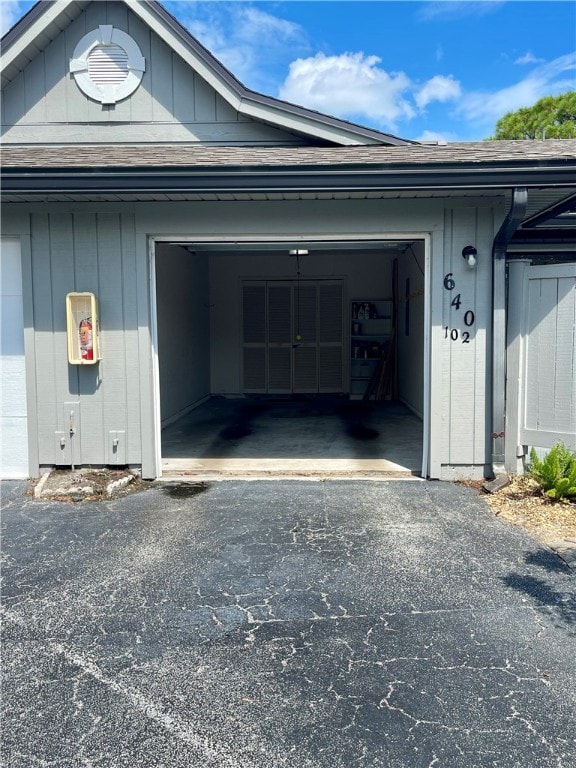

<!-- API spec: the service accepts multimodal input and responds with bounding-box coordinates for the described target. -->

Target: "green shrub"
[528,444,576,501]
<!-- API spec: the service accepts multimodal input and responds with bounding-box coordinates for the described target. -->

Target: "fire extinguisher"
[79,317,94,360]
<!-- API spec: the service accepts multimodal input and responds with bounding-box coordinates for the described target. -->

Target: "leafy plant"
[528,444,576,501]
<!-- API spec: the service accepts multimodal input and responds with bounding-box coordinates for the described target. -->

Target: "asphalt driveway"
[1,479,575,767]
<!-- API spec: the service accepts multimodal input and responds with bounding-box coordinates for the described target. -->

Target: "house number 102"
[443,272,475,343]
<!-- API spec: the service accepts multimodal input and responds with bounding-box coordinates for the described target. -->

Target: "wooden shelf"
[350,299,391,399]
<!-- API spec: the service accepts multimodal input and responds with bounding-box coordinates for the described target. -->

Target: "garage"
[0,237,29,479]
[2,0,575,483]
[153,238,427,479]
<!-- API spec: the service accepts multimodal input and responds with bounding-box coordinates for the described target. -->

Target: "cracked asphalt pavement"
[1,479,575,767]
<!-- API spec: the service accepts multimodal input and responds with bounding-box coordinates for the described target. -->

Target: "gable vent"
[87,44,129,85]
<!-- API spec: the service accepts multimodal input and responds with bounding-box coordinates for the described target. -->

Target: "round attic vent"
[70,25,145,105]
[87,44,129,85]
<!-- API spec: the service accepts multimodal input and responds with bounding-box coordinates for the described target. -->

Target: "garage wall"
[0,236,29,478]
[155,244,210,422]
[397,242,425,417]
[9,210,144,469]
[208,249,394,394]
[1,195,506,479]
[439,205,495,478]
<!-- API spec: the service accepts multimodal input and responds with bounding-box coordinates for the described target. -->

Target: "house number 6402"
[443,272,475,342]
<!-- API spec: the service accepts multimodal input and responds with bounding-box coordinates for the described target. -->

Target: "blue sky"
[2,1,575,141]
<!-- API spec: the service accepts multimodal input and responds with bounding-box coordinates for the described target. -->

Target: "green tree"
[490,92,576,140]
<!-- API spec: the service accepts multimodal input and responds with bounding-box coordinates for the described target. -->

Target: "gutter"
[2,165,575,195]
[489,187,528,476]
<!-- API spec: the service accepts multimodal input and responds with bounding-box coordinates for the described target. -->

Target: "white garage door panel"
[1,358,28,417]
[1,237,29,479]
[1,295,25,353]
[1,419,30,477]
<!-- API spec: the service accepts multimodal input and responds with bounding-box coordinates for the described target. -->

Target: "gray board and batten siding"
[0,196,503,480]
[1,1,313,147]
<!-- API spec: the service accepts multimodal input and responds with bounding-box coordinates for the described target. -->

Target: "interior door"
[242,280,343,394]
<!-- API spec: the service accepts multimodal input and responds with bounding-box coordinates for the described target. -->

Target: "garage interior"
[154,240,425,478]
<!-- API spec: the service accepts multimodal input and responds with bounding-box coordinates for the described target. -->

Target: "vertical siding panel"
[72,213,103,463]
[3,72,26,126]
[194,73,217,121]
[84,2,110,123]
[96,213,127,463]
[471,207,492,464]
[172,53,196,123]
[47,213,78,460]
[127,11,153,120]
[45,32,70,123]
[216,95,239,122]
[63,11,89,123]
[120,213,142,463]
[441,210,452,464]
[103,1,132,122]
[445,207,478,466]
[524,278,541,431]
[105,1,129,30]
[31,214,58,463]
[553,277,576,432]
[150,36,175,121]
[23,52,47,123]
[535,279,558,430]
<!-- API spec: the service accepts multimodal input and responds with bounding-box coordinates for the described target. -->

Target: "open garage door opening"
[152,239,428,479]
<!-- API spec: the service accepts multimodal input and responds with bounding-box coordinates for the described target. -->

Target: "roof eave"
[3,161,575,195]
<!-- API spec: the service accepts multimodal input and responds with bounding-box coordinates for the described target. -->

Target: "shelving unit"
[350,299,392,399]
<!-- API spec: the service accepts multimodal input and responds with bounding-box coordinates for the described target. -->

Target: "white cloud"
[416,75,462,109]
[456,52,576,124]
[234,7,303,46]
[415,130,457,144]
[514,52,545,65]
[418,1,506,20]
[169,2,308,90]
[278,52,415,129]
[1,0,26,36]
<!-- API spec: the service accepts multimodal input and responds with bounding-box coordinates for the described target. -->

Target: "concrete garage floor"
[161,396,423,479]
[1,479,575,767]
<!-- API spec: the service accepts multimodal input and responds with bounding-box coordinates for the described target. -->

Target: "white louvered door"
[319,282,344,392]
[242,280,344,394]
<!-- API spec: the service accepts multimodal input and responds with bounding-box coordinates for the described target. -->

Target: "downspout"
[490,186,528,476]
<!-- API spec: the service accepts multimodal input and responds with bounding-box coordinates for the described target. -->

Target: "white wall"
[155,244,210,422]
[208,248,394,393]
[0,237,29,478]
[398,242,425,416]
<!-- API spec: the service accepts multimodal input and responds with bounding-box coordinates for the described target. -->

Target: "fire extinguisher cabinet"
[66,292,100,364]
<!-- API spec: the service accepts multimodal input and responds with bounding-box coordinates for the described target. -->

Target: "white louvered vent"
[268,348,291,391]
[293,347,318,392]
[242,280,344,395]
[88,44,129,84]
[243,348,266,392]
[243,285,266,343]
[268,286,292,343]
[295,286,317,342]
[319,347,343,391]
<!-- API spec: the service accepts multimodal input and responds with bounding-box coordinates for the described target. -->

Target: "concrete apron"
[159,398,424,481]
[160,458,423,482]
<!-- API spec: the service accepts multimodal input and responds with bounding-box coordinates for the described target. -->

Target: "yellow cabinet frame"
[66,292,100,364]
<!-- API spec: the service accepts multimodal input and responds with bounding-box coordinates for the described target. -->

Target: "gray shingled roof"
[3,140,576,169]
